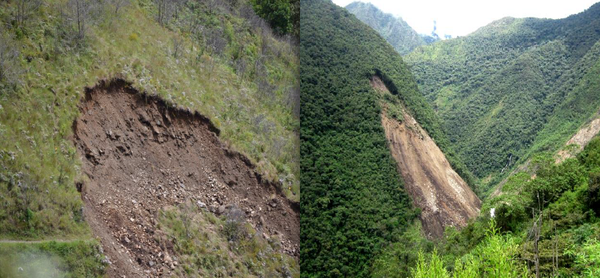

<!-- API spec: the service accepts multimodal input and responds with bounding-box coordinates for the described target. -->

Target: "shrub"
[0,30,21,94]
[584,172,600,214]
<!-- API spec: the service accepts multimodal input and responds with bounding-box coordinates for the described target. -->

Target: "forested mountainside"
[345,2,431,55]
[300,0,476,276]
[356,2,600,277]
[405,3,600,192]
[405,137,600,278]
[0,0,299,276]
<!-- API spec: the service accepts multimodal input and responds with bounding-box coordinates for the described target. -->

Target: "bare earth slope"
[72,79,299,277]
[372,77,481,238]
[557,113,600,163]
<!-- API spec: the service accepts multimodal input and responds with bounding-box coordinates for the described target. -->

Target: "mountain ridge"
[345,1,434,55]
[405,2,600,192]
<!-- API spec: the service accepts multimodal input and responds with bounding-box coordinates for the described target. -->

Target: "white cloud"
[332,0,598,37]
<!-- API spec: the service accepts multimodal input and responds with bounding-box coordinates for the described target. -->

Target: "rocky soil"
[373,77,481,238]
[72,79,299,277]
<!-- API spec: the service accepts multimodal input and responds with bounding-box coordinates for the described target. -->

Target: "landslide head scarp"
[372,76,481,238]
[72,79,299,277]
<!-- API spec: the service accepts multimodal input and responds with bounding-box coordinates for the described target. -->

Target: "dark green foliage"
[371,222,434,278]
[405,3,600,191]
[250,0,298,35]
[579,137,600,171]
[495,202,527,233]
[584,172,600,214]
[345,2,427,55]
[526,158,586,206]
[300,0,474,276]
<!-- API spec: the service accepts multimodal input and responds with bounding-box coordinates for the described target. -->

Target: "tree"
[14,0,42,28]
[154,0,184,26]
[250,0,292,35]
[67,0,94,40]
[0,30,21,93]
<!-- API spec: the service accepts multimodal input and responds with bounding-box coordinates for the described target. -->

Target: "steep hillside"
[300,0,475,276]
[557,112,600,163]
[373,77,480,239]
[0,0,298,276]
[73,79,299,276]
[405,3,600,192]
[345,2,426,55]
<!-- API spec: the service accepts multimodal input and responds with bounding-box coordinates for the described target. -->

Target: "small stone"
[197,201,206,208]
[148,260,155,267]
[217,205,226,215]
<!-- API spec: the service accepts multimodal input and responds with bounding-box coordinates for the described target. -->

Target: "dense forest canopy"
[404,3,600,192]
[300,0,474,276]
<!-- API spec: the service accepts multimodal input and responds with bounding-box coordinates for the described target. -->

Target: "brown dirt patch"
[557,115,600,163]
[72,79,299,277]
[492,112,600,198]
[373,77,481,238]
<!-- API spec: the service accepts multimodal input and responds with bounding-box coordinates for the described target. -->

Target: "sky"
[330,0,599,38]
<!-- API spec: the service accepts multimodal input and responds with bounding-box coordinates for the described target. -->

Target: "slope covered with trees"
[405,3,600,192]
[300,0,475,276]
[403,136,600,277]
[345,2,428,55]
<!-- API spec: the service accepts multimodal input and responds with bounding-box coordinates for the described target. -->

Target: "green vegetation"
[300,0,475,276]
[157,201,298,277]
[0,0,298,275]
[345,2,430,55]
[411,221,531,278]
[404,3,600,193]
[0,0,298,236]
[250,0,299,36]
[0,240,106,277]
[385,137,600,277]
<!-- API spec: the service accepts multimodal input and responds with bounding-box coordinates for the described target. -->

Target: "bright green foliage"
[566,238,600,278]
[300,0,475,276]
[405,3,600,192]
[345,2,428,55]
[410,221,531,278]
[412,250,450,278]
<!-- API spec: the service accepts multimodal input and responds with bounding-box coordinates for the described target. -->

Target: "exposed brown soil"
[491,112,600,198]
[72,79,299,277]
[557,115,600,163]
[372,77,481,238]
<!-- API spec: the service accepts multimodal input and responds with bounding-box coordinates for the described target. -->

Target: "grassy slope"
[405,3,600,192]
[157,202,298,277]
[300,0,474,276]
[0,0,298,275]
